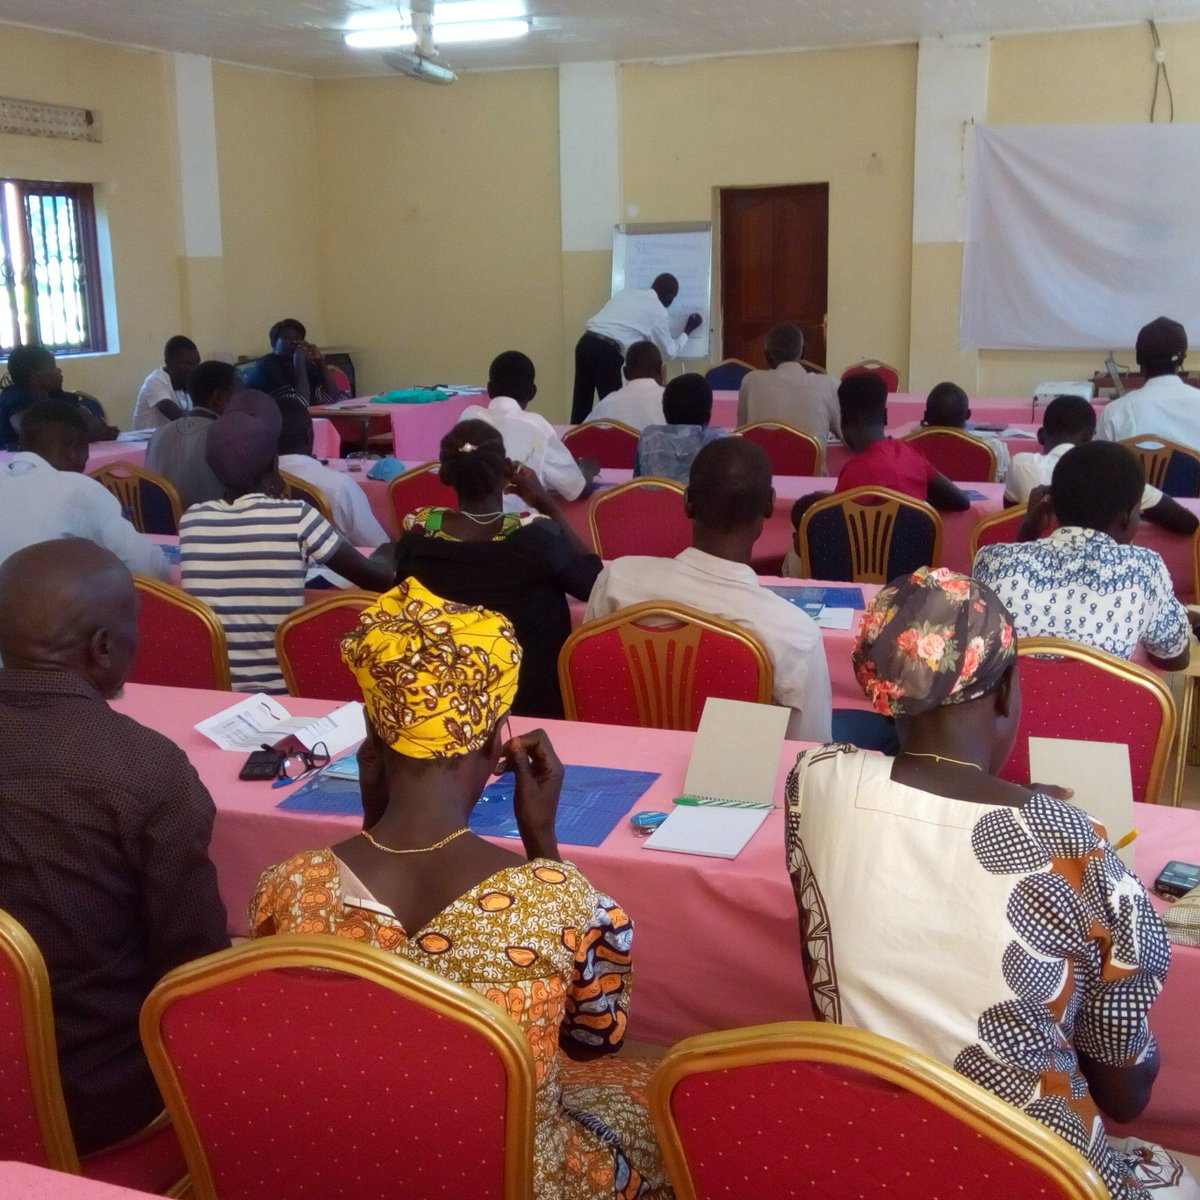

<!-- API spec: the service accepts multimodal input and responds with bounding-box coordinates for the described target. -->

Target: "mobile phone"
[239,749,281,782]
[1153,860,1200,899]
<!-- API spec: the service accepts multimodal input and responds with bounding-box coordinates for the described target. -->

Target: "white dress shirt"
[583,378,665,432]
[585,546,833,742]
[1097,374,1200,449]
[0,452,169,578]
[585,288,688,358]
[278,454,389,547]
[459,395,587,501]
[1004,441,1162,511]
[132,367,192,430]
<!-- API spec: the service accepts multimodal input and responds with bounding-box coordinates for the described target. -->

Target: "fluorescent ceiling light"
[344,2,524,31]
[432,18,530,42]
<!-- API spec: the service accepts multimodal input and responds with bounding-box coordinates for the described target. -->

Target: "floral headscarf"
[852,567,1016,717]
[340,578,521,759]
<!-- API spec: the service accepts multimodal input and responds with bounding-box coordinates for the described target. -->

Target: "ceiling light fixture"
[343,2,528,48]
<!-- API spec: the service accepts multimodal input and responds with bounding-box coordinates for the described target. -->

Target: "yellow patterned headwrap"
[340,577,521,760]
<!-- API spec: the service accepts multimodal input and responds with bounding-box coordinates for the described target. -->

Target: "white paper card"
[643,805,769,859]
[195,695,365,756]
[682,697,790,807]
[817,607,855,630]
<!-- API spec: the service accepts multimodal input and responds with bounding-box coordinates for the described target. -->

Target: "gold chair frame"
[277,470,335,524]
[967,503,1028,561]
[562,418,639,440]
[902,427,998,483]
[1017,636,1176,805]
[734,420,825,475]
[708,357,756,374]
[140,935,537,1200]
[88,460,183,534]
[797,485,942,583]
[132,575,232,691]
[274,589,378,697]
[648,1021,1108,1200]
[386,459,446,528]
[799,359,826,374]
[587,476,686,558]
[1119,434,1200,493]
[558,599,773,729]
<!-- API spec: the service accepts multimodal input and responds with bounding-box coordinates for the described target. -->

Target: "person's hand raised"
[684,312,703,335]
[504,728,563,861]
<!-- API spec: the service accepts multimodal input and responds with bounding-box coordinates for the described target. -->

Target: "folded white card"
[643,804,769,859]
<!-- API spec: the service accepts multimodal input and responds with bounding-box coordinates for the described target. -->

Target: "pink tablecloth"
[1,440,147,473]
[107,683,1200,1154]
[0,1162,159,1198]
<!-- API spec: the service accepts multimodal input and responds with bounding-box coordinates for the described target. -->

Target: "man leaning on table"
[0,538,229,1153]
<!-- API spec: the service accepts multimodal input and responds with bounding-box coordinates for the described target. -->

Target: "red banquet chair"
[588,477,690,559]
[387,459,457,529]
[999,637,1175,804]
[735,420,824,475]
[0,908,188,1195]
[902,427,998,482]
[140,936,536,1200]
[129,576,232,691]
[968,504,1029,560]
[558,600,773,731]
[561,419,639,469]
[840,358,901,393]
[649,1021,1107,1200]
[275,590,378,700]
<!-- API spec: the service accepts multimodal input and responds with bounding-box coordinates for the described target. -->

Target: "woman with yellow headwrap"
[250,578,671,1200]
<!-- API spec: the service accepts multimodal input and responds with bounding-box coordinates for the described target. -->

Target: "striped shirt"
[180,495,342,692]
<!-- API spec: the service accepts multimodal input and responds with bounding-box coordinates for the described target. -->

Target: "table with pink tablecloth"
[0,1162,159,1198]
[0,440,151,473]
[108,683,1200,1155]
[310,393,482,462]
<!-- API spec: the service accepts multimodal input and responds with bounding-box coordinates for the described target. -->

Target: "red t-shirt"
[836,438,935,501]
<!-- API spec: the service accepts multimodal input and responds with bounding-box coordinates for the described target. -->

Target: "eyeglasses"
[272,741,331,788]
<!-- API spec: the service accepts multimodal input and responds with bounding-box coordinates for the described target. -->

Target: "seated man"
[1006,394,1196,535]
[583,340,665,431]
[240,317,346,407]
[1098,315,1200,447]
[635,372,729,485]
[145,359,241,510]
[132,335,200,429]
[180,391,391,692]
[0,538,229,1152]
[973,441,1192,669]
[461,350,596,502]
[587,437,832,742]
[0,345,116,449]
[920,380,1010,482]
[737,322,840,444]
[0,399,167,578]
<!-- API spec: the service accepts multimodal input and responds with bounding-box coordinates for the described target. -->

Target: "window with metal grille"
[0,179,106,356]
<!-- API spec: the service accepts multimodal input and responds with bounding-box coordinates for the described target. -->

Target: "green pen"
[673,795,780,810]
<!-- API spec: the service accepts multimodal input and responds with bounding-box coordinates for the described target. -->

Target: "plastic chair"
[561,419,639,469]
[735,421,823,475]
[704,359,755,390]
[649,1021,1107,1200]
[387,460,458,529]
[129,576,232,691]
[277,470,335,524]
[558,600,773,731]
[1119,435,1200,498]
[275,591,378,699]
[903,428,998,482]
[88,461,183,535]
[588,477,690,559]
[0,908,187,1194]
[840,359,901,393]
[140,935,536,1200]
[797,486,942,582]
[1000,636,1176,804]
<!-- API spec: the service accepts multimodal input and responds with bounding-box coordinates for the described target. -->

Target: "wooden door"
[719,184,829,369]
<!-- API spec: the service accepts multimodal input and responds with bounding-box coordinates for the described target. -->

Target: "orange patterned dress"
[250,850,671,1200]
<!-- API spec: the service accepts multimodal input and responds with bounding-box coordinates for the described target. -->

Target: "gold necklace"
[901,751,983,772]
[360,827,470,855]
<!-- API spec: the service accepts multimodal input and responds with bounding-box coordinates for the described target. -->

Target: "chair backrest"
[902,428,997,482]
[588,477,690,559]
[387,460,457,529]
[704,359,755,390]
[840,359,901,393]
[88,461,183,535]
[1119,434,1200,497]
[561,420,639,469]
[797,486,942,582]
[140,936,535,1200]
[275,591,378,699]
[1000,636,1176,804]
[277,471,335,524]
[648,1021,1107,1200]
[325,364,352,398]
[0,909,80,1173]
[130,575,232,691]
[558,600,773,730]
[735,421,823,475]
[968,504,1029,560]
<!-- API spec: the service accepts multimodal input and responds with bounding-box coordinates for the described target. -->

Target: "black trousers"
[571,332,625,424]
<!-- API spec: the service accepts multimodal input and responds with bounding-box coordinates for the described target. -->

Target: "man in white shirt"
[583,341,665,432]
[571,273,702,423]
[461,351,596,502]
[1098,316,1200,448]
[737,323,841,445]
[131,336,199,429]
[586,436,833,742]
[0,399,168,579]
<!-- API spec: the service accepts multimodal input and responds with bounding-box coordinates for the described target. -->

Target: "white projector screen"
[960,124,1200,351]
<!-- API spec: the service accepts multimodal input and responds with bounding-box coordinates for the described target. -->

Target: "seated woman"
[251,580,669,1200]
[394,419,602,718]
[785,567,1197,1200]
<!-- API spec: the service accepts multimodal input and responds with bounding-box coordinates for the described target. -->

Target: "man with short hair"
[635,372,729,484]
[572,272,703,423]
[737,323,841,445]
[583,340,666,431]
[920,380,1010,481]
[0,538,229,1153]
[0,399,167,577]
[0,345,115,450]
[132,335,200,428]
[587,436,832,742]
[240,317,346,407]
[1098,316,1200,447]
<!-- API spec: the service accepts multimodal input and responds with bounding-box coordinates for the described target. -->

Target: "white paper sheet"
[195,695,365,755]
